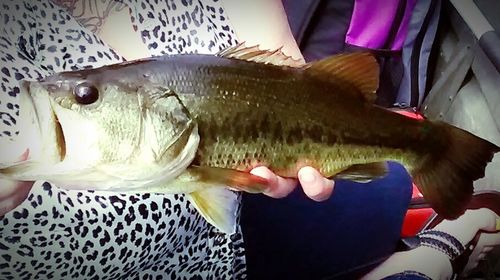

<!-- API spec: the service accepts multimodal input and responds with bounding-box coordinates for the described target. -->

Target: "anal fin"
[124,166,270,234]
[183,166,270,233]
[333,162,388,183]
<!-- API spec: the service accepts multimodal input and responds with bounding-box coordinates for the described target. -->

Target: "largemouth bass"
[1,45,498,233]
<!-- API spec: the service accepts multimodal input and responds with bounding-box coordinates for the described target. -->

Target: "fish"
[1,45,499,233]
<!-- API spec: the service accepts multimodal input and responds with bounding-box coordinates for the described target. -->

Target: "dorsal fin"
[305,52,380,103]
[216,43,304,68]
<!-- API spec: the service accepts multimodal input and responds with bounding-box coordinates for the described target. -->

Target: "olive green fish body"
[110,53,498,219]
[122,55,429,177]
[4,49,499,231]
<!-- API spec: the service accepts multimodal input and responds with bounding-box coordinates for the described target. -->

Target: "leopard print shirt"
[0,0,245,279]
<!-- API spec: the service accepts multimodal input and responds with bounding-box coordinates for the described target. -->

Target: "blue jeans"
[382,271,432,280]
[241,162,413,280]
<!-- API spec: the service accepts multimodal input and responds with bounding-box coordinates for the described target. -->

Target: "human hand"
[250,166,334,201]
[434,208,500,276]
[362,208,500,280]
[0,149,34,216]
[463,227,500,275]
[433,208,499,246]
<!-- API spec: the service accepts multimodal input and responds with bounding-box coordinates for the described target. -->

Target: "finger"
[471,208,498,232]
[272,176,298,198]
[298,166,334,201]
[477,252,487,260]
[0,178,22,200]
[0,180,33,216]
[0,197,19,217]
[477,231,500,247]
[0,149,33,216]
[463,231,500,274]
[437,209,499,247]
[251,166,297,198]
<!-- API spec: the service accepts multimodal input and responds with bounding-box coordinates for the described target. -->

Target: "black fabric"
[383,0,408,49]
[282,0,355,62]
[377,53,405,107]
[474,0,500,32]
[409,0,439,107]
[282,0,321,45]
[398,236,422,251]
[242,162,413,280]
[479,31,500,73]
[282,0,405,107]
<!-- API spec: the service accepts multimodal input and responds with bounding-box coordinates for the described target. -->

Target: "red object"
[395,109,425,120]
[393,109,433,237]
[401,208,434,237]
[401,184,434,237]
[410,183,424,198]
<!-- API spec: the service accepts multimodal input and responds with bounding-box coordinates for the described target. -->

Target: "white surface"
[444,78,500,191]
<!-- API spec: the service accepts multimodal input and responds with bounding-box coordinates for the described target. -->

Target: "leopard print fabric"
[0,0,245,279]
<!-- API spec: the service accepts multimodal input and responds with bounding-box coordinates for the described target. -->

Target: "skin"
[0,150,32,216]
[220,0,304,63]
[362,208,500,280]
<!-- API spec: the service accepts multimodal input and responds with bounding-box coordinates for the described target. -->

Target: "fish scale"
[154,53,497,220]
[170,58,419,176]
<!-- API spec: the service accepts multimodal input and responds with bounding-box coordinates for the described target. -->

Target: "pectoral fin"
[0,161,41,179]
[333,162,388,183]
[185,166,270,193]
[188,188,239,234]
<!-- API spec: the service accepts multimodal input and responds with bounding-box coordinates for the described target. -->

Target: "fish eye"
[73,82,99,105]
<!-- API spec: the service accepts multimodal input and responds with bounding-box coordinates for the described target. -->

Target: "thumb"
[0,179,34,216]
[0,148,34,216]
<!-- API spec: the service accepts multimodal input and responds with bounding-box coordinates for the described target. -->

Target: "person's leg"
[241,161,413,280]
[363,206,500,280]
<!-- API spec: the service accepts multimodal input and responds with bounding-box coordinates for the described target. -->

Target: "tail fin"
[411,122,500,219]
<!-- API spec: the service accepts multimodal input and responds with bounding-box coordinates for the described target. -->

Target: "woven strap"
[416,229,466,280]
[418,229,465,258]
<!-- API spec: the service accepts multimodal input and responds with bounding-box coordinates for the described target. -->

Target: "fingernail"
[324,177,334,189]
[299,170,316,184]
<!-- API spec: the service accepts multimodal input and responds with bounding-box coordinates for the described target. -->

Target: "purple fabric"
[346,0,417,50]
[393,0,418,49]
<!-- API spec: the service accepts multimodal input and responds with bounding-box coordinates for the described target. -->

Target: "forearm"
[363,209,499,280]
[0,179,33,216]
[220,0,304,62]
[362,247,452,280]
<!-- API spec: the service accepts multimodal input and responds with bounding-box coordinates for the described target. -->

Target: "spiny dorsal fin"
[217,43,304,68]
[334,162,388,183]
[305,52,380,103]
